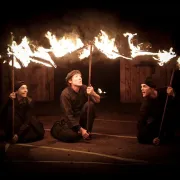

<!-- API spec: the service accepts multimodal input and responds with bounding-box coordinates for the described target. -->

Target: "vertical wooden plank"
[125,60,131,102]
[119,60,172,103]
[0,62,2,105]
[120,59,126,102]
[164,66,168,86]
[166,66,171,85]
[130,63,137,102]
[136,66,141,102]
[120,61,154,103]
[34,66,42,101]
[47,67,54,101]
[160,66,166,87]
[139,67,146,87]
[14,65,48,101]
[42,66,47,100]
[153,65,161,88]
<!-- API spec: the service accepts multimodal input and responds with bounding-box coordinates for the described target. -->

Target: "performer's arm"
[90,91,100,103]
[158,86,175,98]
[86,86,100,103]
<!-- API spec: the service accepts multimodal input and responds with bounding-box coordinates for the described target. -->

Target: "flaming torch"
[84,30,132,132]
[3,34,57,141]
[124,32,179,145]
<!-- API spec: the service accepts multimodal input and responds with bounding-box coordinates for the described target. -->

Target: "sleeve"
[60,92,80,130]
[158,87,175,102]
[157,87,167,98]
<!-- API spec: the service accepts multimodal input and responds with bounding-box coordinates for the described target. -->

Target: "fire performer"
[137,77,176,145]
[51,70,100,142]
[0,81,45,143]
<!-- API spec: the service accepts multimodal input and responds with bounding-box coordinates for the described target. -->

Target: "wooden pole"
[87,44,93,132]
[12,55,15,137]
[158,67,175,138]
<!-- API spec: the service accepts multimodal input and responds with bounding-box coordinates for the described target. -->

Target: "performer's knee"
[137,135,147,144]
[51,121,81,143]
[137,129,152,144]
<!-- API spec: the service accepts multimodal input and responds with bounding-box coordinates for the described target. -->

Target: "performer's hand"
[152,137,160,145]
[9,92,16,99]
[80,127,89,139]
[12,134,18,144]
[167,86,175,97]
[87,86,94,95]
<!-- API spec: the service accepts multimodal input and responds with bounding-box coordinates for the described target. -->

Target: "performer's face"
[69,73,82,87]
[141,84,152,97]
[17,85,28,98]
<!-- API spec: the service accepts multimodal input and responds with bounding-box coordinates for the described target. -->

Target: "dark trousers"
[137,116,176,144]
[51,101,96,143]
[18,118,45,143]
[0,116,45,143]
[137,117,160,144]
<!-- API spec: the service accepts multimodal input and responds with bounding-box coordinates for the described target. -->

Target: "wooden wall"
[120,59,173,103]
[2,64,54,102]
[2,59,173,103]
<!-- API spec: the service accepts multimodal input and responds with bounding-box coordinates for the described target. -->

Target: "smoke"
[5,9,122,43]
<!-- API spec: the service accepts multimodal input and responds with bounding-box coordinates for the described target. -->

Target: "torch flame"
[124,32,176,66]
[45,31,84,58]
[7,36,56,68]
[94,30,131,60]
[1,29,180,69]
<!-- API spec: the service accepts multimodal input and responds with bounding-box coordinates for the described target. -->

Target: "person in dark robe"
[171,69,180,134]
[51,70,100,143]
[137,76,176,145]
[0,81,45,144]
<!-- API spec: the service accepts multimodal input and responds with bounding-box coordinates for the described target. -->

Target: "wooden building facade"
[1,59,174,104]
[1,64,54,102]
[120,59,173,103]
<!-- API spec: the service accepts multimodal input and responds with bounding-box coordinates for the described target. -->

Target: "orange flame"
[1,29,180,69]
[124,32,177,66]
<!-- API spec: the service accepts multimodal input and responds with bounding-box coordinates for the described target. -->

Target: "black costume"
[51,84,96,143]
[137,77,176,144]
[0,81,45,143]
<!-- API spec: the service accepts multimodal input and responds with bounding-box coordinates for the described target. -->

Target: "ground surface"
[1,100,179,177]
